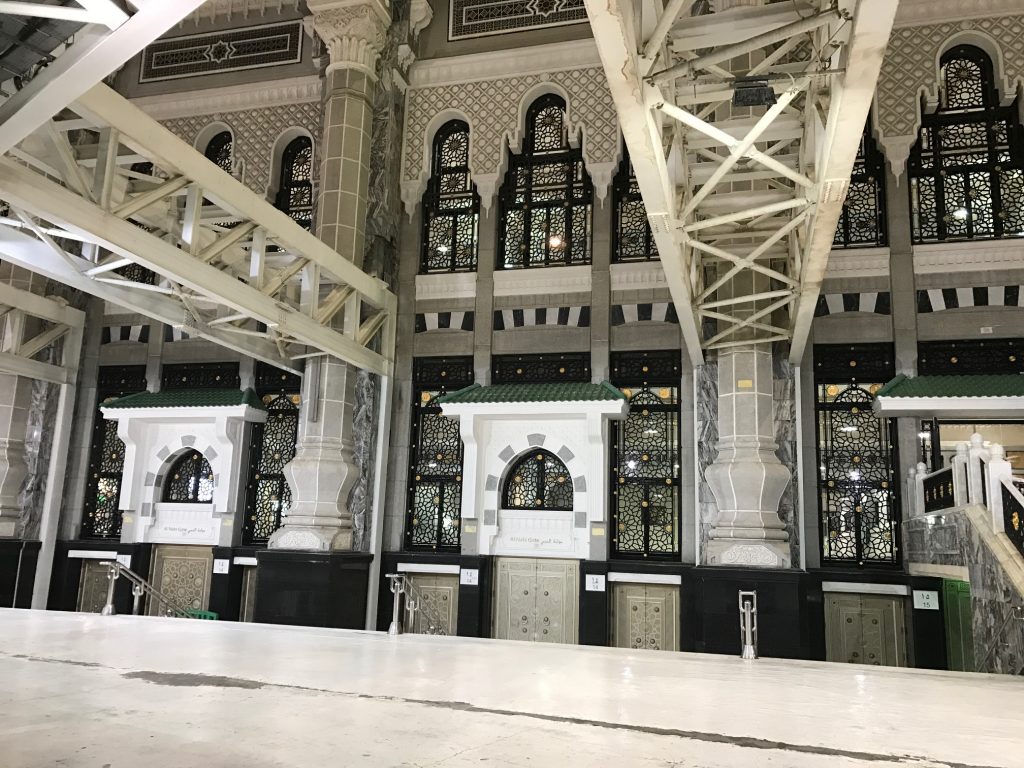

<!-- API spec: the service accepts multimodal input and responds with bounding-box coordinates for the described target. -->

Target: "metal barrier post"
[386,573,406,636]
[739,590,758,660]
[100,562,119,616]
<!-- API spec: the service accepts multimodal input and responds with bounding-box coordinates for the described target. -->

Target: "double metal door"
[493,558,578,644]
[612,583,679,651]
[825,593,907,667]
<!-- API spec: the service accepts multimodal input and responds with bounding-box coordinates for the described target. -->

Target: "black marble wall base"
[909,575,948,670]
[46,541,152,614]
[253,549,372,629]
[579,560,610,646]
[207,546,257,622]
[684,567,812,659]
[0,539,40,608]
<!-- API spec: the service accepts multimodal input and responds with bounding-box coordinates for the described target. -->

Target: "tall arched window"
[163,452,214,503]
[612,144,658,262]
[204,130,233,174]
[502,450,574,511]
[422,120,479,273]
[498,95,593,269]
[909,45,1024,243]
[275,136,313,231]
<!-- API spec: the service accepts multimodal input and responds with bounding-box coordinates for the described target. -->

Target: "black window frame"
[274,135,314,231]
[501,449,574,511]
[162,451,215,504]
[834,117,888,248]
[204,130,233,174]
[612,144,658,262]
[405,357,473,551]
[909,44,1024,243]
[497,94,594,270]
[421,120,480,273]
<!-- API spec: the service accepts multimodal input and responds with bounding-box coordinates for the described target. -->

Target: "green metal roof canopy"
[873,374,1024,418]
[435,382,626,405]
[103,388,266,410]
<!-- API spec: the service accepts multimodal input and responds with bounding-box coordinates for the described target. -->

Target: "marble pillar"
[269,0,390,552]
[705,346,792,567]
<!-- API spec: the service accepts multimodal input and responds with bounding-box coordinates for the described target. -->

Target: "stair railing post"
[739,590,757,660]
[386,573,405,636]
[100,562,118,616]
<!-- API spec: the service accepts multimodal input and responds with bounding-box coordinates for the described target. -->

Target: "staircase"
[907,435,1024,674]
[98,560,215,620]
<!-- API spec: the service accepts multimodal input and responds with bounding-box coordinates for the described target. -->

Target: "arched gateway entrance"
[435,381,627,643]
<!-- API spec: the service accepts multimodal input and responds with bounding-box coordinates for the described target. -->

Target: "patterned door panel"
[612,583,679,651]
[493,558,578,644]
[406,574,459,635]
[146,545,213,615]
[77,560,114,613]
[825,594,906,667]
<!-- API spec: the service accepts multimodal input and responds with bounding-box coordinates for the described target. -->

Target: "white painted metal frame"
[0,83,397,376]
[583,0,896,364]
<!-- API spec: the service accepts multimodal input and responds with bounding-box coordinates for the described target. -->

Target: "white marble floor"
[0,609,1021,768]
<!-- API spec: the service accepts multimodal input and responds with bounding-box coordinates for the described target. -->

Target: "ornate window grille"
[204,131,233,174]
[502,450,574,511]
[610,351,681,558]
[498,94,593,269]
[161,361,240,390]
[274,136,313,231]
[243,365,301,545]
[405,357,473,551]
[163,452,214,503]
[834,118,887,248]
[421,120,479,273]
[491,352,590,384]
[909,45,1024,243]
[80,366,147,539]
[814,344,898,566]
[612,145,658,262]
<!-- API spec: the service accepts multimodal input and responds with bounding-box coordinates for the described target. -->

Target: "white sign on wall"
[115,554,132,569]
[585,574,606,592]
[913,590,939,610]
[460,568,479,585]
[213,559,230,574]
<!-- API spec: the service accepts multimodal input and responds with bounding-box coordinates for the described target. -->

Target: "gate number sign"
[913,590,939,610]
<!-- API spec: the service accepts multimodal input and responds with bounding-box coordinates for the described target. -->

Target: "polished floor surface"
[0,609,1021,768]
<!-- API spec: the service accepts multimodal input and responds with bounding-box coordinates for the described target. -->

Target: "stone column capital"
[308,0,391,78]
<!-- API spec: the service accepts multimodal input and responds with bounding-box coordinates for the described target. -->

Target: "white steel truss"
[0,83,397,376]
[583,0,896,365]
[0,0,207,154]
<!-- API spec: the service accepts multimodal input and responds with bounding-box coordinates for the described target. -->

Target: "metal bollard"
[738,590,758,660]
[100,562,119,616]
[386,573,406,636]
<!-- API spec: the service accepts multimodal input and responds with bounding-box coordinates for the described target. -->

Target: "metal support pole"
[386,573,405,636]
[739,590,758,660]
[100,563,119,616]
[131,583,144,615]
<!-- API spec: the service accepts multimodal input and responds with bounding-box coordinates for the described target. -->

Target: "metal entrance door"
[493,558,578,644]
[612,583,679,651]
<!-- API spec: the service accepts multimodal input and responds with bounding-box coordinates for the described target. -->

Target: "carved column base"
[269,437,356,551]
[0,439,28,539]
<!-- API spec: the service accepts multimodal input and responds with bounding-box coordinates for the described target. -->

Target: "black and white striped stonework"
[917,286,1024,313]
[101,325,149,344]
[163,326,191,342]
[415,311,475,333]
[814,292,891,317]
[611,302,679,326]
[493,306,591,330]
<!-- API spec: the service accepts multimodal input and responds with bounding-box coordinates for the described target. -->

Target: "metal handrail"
[385,573,449,636]
[975,605,1024,673]
[98,560,196,619]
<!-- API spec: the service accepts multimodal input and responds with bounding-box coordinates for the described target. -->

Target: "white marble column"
[270,0,390,551]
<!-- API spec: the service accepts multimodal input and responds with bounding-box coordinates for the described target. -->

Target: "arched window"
[275,136,313,231]
[909,45,1024,243]
[421,120,479,273]
[244,392,300,544]
[834,118,887,248]
[502,450,573,511]
[498,95,593,269]
[612,144,657,262]
[204,130,233,174]
[163,452,214,503]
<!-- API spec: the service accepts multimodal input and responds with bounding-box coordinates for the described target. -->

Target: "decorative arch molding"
[876,16,1024,177]
[402,65,620,213]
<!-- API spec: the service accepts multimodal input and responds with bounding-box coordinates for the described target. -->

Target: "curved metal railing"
[98,560,196,619]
